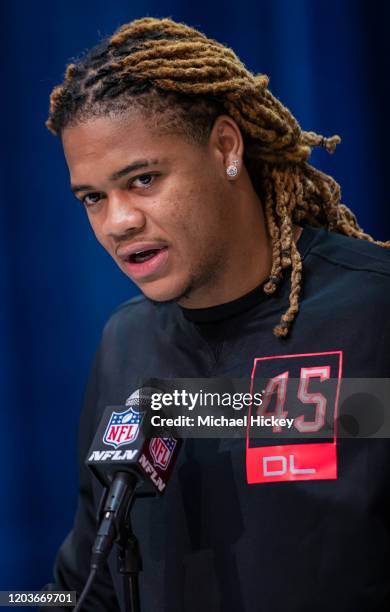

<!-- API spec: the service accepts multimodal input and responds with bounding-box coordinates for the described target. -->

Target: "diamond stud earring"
[226,159,239,178]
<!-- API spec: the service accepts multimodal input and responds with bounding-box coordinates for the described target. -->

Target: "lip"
[116,242,170,281]
[116,241,168,261]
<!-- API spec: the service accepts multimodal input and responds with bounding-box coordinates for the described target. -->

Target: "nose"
[101,190,146,239]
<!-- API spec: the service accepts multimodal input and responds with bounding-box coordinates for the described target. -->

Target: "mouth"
[118,244,169,280]
[129,248,164,264]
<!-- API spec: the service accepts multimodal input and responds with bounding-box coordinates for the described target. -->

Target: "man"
[45,16,390,611]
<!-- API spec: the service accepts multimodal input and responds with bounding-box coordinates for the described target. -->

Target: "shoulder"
[300,225,390,316]
[302,225,390,278]
[100,293,175,346]
[102,294,154,337]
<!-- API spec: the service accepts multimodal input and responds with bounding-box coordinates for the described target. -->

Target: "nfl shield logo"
[150,437,177,470]
[103,407,144,449]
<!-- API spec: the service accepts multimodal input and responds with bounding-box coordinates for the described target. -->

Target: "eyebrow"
[70,158,160,194]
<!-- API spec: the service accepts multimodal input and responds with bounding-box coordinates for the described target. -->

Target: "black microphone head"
[86,386,182,496]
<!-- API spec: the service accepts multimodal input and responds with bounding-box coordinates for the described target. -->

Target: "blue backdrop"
[1,0,389,595]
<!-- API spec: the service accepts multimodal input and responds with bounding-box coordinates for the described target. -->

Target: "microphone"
[86,386,182,571]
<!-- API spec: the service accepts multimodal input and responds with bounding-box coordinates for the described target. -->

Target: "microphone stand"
[117,504,143,612]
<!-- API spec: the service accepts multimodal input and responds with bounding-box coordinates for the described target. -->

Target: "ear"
[208,114,244,181]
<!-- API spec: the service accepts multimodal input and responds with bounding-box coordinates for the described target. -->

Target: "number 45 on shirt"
[246,351,343,484]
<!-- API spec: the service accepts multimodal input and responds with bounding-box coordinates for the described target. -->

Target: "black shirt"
[50,225,390,611]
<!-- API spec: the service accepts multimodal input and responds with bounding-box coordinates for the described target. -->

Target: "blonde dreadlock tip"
[324,134,341,154]
[263,281,277,294]
[65,63,77,80]
[254,73,269,89]
[273,323,290,338]
[45,118,57,135]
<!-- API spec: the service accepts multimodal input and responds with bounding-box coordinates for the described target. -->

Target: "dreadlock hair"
[46,16,390,337]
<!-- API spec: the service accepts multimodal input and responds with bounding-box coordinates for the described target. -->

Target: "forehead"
[61,111,202,184]
[62,112,158,166]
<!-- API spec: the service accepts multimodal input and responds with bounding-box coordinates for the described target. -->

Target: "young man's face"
[62,110,251,306]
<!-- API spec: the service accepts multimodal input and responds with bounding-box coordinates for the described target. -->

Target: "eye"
[131,173,157,189]
[82,192,104,207]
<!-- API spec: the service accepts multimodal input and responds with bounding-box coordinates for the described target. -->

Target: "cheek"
[149,175,227,252]
[169,193,214,247]
[147,183,201,234]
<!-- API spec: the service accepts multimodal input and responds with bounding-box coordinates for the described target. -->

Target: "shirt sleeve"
[41,347,121,612]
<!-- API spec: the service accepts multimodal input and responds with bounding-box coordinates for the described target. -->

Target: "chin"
[136,278,193,304]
